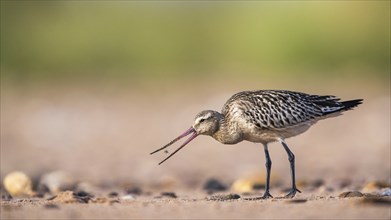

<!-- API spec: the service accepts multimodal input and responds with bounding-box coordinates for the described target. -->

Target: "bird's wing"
[223,90,345,129]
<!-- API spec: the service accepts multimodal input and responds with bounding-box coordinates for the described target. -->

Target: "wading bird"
[151,90,362,198]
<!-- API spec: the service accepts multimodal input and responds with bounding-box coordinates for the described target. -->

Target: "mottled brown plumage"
[151,90,363,198]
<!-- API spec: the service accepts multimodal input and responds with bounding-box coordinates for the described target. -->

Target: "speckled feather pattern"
[223,90,346,129]
[215,90,362,144]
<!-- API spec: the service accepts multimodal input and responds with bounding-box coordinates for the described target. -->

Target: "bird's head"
[150,110,222,165]
[192,110,221,135]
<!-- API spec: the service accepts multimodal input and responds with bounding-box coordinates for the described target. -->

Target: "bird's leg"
[243,144,273,201]
[280,140,301,198]
[261,144,273,199]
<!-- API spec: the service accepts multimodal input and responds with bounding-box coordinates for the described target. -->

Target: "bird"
[150,90,363,198]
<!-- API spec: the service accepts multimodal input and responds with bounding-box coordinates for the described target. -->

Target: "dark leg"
[261,144,273,199]
[243,144,273,201]
[280,140,301,198]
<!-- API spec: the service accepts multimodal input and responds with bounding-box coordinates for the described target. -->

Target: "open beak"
[150,127,198,165]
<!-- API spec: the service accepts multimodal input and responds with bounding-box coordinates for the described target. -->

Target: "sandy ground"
[1,76,390,219]
[1,193,390,219]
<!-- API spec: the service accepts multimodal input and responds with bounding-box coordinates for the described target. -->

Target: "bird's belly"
[242,123,313,144]
[243,130,281,143]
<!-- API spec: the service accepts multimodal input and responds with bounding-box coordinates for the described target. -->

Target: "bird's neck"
[212,115,242,144]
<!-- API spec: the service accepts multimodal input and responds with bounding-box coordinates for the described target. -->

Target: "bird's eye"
[199,118,205,123]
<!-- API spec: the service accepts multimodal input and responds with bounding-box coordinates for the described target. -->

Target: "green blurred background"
[1,1,390,82]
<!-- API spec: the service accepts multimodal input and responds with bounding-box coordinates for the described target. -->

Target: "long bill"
[150,127,198,165]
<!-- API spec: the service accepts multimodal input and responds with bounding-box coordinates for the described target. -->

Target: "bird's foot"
[243,191,273,200]
[282,188,301,199]
[261,191,273,199]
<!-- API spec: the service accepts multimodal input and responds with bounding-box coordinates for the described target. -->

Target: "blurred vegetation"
[1,1,390,81]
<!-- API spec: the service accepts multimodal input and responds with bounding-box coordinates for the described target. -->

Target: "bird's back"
[221,90,362,142]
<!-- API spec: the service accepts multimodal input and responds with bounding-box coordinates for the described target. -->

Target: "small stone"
[203,178,227,193]
[120,194,135,201]
[1,193,13,201]
[161,192,177,198]
[108,192,119,197]
[49,191,91,203]
[362,182,380,193]
[208,193,240,201]
[75,191,93,198]
[339,191,364,198]
[231,179,253,193]
[3,171,34,197]
[126,187,142,195]
[39,171,75,194]
[362,182,391,193]
[379,188,391,196]
[231,172,279,193]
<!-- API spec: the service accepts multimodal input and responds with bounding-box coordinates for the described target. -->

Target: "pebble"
[108,192,119,197]
[338,191,364,198]
[161,192,177,198]
[48,191,91,203]
[231,172,279,193]
[1,194,13,201]
[126,187,142,195]
[39,171,76,194]
[379,188,391,196]
[232,179,255,193]
[75,191,93,198]
[120,194,135,201]
[203,178,227,193]
[362,182,391,193]
[3,171,34,197]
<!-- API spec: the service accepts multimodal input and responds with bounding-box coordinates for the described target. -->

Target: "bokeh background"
[1,1,390,191]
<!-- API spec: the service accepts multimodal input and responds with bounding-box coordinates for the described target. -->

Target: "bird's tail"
[317,98,363,117]
[341,99,363,111]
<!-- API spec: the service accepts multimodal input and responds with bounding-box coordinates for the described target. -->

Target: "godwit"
[151,90,362,198]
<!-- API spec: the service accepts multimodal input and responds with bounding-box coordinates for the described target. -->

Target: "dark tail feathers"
[341,99,363,111]
[320,98,363,116]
